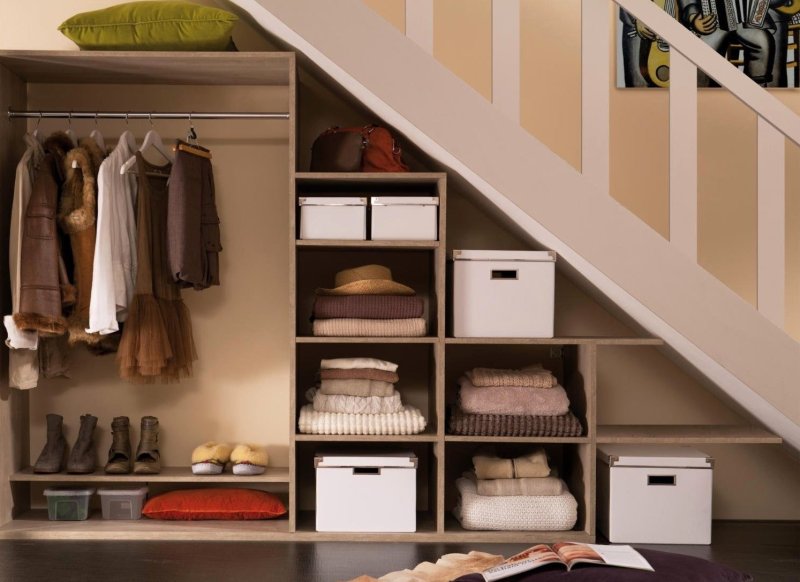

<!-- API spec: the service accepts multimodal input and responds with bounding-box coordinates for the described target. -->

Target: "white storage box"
[315,453,417,532]
[370,196,439,241]
[299,197,367,240]
[98,487,148,520]
[597,445,713,544]
[451,250,556,338]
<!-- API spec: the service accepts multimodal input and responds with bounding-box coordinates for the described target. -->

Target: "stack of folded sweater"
[454,448,578,531]
[312,265,427,337]
[449,364,583,437]
[298,357,427,435]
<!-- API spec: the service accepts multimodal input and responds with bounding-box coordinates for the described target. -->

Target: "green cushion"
[58,1,238,51]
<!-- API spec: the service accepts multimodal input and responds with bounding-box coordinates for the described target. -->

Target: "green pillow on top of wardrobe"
[58,1,238,51]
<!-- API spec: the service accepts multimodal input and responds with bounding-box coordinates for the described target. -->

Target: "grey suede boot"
[66,414,98,474]
[104,416,132,474]
[134,416,161,474]
[33,414,66,473]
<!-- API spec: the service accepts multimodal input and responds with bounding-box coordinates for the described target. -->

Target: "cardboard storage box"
[299,197,367,240]
[98,487,148,520]
[597,445,713,544]
[370,196,439,240]
[315,453,417,532]
[44,487,95,521]
[451,250,556,338]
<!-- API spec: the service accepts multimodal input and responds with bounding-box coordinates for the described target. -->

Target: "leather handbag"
[310,125,409,172]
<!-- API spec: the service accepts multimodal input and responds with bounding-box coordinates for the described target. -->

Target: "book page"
[554,543,654,571]
[480,545,564,581]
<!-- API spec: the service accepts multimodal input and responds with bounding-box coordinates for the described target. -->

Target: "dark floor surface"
[0,521,797,582]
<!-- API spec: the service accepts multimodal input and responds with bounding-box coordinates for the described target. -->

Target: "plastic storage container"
[370,196,439,240]
[299,196,367,240]
[315,453,418,532]
[44,487,95,521]
[451,249,556,338]
[597,445,713,544]
[98,486,148,520]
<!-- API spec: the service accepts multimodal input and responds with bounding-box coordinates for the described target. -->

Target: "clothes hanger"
[89,112,106,152]
[174,112,212,160]
[120,113,174,175]
[117,112,137,153]
[29,112,43,144]
[64,111,78,147]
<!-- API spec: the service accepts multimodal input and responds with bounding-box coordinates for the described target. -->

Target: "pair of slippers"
[191,442,269,476]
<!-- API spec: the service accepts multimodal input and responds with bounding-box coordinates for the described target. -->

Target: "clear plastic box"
[43,487,96,521]
[98,487,148,520]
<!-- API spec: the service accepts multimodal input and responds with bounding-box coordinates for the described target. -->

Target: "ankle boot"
[134,416,161,474]
[104,416,132,474]
[33,414,66,473]
[66,414,98,474]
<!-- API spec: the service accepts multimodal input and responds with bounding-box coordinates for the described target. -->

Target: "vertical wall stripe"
[669,50,698,261]
[581,0,610,191]
[757,117,786,327]
[406,0,434,53]
[363,0,407,33]
[492,0,520,123]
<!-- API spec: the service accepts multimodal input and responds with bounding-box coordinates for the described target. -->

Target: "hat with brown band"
[316,264,416,296]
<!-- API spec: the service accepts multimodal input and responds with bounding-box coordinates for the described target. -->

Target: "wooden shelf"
[11,466,291,483]
[295,511,440,541]
[295,172,445,185]
[445,436,590,444]
[443,516,593,543]
[596,425,782,444]
[296,336,437,344]
[445,337,663,346]
[0,511,292,541]
[296,240,439,249]
[296,432,438,443]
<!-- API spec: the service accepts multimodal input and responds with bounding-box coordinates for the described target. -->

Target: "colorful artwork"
[617,0,800,87]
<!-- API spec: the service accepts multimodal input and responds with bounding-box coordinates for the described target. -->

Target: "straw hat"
[316,264,416,296]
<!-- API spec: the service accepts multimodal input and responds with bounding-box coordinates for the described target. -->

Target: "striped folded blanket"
[313,295,424,319]
[448,406,583,437]
[453,477,578,531]
[297,404,427,435]
[313,318,427,337]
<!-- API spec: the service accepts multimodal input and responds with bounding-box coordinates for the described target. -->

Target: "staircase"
[229,0,800,451]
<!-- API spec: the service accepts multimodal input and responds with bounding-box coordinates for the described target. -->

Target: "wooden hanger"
[174,142,212,159]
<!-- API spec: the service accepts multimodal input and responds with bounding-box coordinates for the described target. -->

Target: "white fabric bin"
[315,453,417,532]
[597,445,713,544]
[370,196,438,240]
[451,250,555,338]
[299,197,367,240]
[98,486,148,520]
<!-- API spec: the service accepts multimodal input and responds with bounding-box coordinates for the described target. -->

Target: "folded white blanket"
[320,357,398,373]
[306,388,403,414]
[297,404,427,435]
[453,477,577,531]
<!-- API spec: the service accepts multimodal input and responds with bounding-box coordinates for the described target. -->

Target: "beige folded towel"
[465,364,556,388]
[320,357,398,372]
[313,317,426,337]
[463,471,565,497]
[318,378,395,397]
[473,448,550,480]
[319,368,399,383]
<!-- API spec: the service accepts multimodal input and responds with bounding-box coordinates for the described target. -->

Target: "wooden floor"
[0,521,796,582]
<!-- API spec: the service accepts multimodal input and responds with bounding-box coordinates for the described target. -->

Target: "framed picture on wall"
[616,1,800,88]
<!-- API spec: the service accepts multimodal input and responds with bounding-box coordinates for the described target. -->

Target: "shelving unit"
[10,467,291,484]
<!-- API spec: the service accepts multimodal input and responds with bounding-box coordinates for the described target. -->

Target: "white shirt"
[87,131,138,335]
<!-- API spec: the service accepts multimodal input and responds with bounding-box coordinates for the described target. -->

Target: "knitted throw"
[297,404,427,435]
[465,364,556,388]
[320,357,398,372]
[458,379,570,416]
[313,318,426,337]
[319,368,399,383]
[307,388,403,414]
[313,295,424,319]
[448,406,583,437]
[453,477,578,531]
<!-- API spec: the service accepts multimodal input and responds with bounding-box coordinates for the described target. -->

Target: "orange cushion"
[143,488,287,520]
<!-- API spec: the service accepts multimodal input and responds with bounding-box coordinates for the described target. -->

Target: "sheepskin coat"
[14,133,76,337]
[58,136,106,346]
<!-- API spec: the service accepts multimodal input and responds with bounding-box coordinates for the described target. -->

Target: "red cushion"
[143,488,287,520]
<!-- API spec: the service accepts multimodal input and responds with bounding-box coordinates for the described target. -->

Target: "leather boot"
[134,416,161,474]
[66,414,97,474]
[104,416,132,474]
[33,414,66,473]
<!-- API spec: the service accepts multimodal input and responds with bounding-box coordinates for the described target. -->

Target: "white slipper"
[191,441,232,475]
[231,444,268,476]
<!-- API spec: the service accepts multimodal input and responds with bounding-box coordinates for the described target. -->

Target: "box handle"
[647,475,676,486]
[490,269,518,280]
[352,467,381,476]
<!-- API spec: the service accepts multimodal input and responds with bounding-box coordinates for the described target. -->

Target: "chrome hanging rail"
[7,109,289,120]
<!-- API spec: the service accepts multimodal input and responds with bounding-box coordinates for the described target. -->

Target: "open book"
[480,543,654,581]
